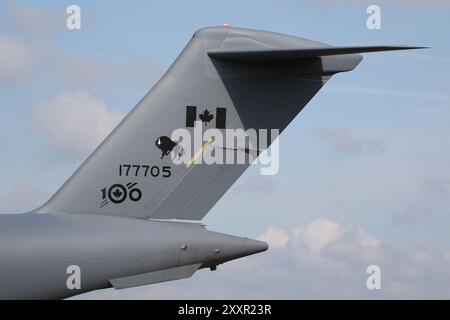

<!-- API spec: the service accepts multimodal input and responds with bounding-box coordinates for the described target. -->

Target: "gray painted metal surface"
[0,26,422,299]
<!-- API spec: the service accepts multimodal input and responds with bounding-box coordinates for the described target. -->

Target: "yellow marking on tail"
[186,138,214,169]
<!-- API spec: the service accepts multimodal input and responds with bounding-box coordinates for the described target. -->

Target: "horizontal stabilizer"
[109,263,201,289]
[208,46,427,61]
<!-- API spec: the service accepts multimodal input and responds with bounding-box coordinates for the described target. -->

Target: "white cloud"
[278,0,450,9]
[290,218,342,253]
[311,128,388,155]
[258,226,289,248]
[34,91,124,156]
[75,218,450,299]
[0,34,31,83]
[0,4,165,88]
[392,176,450,226]
[5,2,61,34]
[421,177,450,198]
[326,85,450,103]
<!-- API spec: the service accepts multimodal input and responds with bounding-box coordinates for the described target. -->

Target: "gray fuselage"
[0,213,266,299]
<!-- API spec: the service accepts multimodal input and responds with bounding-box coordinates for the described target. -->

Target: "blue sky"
[0,1,449,299]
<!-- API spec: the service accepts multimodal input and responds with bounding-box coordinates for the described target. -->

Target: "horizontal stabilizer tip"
[208,46,429,61]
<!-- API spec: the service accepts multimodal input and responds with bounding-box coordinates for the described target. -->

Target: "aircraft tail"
[37,26,424,220]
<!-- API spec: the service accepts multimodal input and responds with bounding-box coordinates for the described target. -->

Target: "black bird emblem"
[155,136,184,159]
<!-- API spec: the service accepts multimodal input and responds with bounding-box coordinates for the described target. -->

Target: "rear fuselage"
[0,213,266,299]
